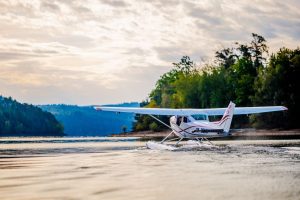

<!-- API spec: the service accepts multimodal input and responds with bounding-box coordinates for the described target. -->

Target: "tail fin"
[216,102,235,133]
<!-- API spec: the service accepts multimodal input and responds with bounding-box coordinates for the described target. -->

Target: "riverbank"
[111,129,300,140]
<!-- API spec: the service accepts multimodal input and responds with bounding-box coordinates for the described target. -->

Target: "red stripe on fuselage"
[212,115,230,125]
[171,123,217,134]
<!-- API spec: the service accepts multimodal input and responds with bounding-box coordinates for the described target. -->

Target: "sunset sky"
[0,0,299,105]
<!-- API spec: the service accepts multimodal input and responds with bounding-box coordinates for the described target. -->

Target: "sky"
[0,0,299,105]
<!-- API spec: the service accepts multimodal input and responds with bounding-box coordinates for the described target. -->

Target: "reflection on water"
[0,138,300,200]
[0,137,138,144]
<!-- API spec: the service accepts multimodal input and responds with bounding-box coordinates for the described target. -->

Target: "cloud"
[53,34,95,48]
[0,1,38,18]
[99,0,128,7]
[0,0,299,104]
[40,2,61,13]
[188,6,223,26]
[0,40,77,64]
[0,52,43,61]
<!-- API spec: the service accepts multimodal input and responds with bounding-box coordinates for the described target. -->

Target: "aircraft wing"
[94,105,287,116]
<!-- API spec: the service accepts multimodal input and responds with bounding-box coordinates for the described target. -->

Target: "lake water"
[0,137,300,200]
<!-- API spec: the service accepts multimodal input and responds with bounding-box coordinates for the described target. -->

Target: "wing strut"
[148,114,177,144]
[148,114,172,129]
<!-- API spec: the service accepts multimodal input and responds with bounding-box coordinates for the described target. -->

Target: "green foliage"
[133,113,167,132]
[134,113,153,132]
[149,122,159,132]
[0,96,64,136]
[252,47,300,128]
[149,56,195,107]
[134,34,298,130]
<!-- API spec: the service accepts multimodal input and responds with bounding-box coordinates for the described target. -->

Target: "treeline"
[135,34,299,131]
[0,96,64,136]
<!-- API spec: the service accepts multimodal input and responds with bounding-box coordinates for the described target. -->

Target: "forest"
[0,96,64,136]
[134,34,300,131]
[40,103,138,136]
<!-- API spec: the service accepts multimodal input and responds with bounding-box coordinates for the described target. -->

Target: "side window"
[183,117,188,123]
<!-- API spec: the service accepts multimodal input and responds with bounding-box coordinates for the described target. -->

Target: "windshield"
[191,114,208,121]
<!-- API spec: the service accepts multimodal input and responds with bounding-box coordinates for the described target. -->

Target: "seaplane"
[94,102,287,150]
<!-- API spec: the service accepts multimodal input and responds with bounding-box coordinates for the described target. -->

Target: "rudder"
[217,101,235,133]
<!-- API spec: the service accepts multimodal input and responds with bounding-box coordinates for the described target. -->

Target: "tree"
[149,56,195,107]
[0,96,64,136]
[250,33,268,68]
[149,122,159,132]
[121,125,127,133]
[172,56,195,75]
[134,34,299,131]
[215,48,237,69]
[253,47,300,128]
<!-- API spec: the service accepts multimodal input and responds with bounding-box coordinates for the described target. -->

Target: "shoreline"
[111,129,300,141]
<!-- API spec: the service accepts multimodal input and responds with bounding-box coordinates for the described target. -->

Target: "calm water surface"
[0,137,299,200]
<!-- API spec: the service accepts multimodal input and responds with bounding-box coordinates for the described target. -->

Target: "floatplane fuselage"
[169,101,234,139]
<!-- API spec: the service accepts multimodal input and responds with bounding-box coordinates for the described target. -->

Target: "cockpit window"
[175,116,190,126]
[191,114,208,121]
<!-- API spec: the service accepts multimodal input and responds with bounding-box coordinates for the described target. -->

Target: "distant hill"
[0,96,64,136]
[39,103,139,136]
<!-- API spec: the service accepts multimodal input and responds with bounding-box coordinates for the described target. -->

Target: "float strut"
[204,137,214,145]
[161,131,174,144]
[175,138,183,146]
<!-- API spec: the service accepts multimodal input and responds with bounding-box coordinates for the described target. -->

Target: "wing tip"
[283,106,288,111]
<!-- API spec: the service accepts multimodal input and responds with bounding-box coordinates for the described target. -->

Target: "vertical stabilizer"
[217,102,235,133]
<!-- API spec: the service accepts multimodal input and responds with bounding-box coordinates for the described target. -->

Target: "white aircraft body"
[95,102,287,150]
